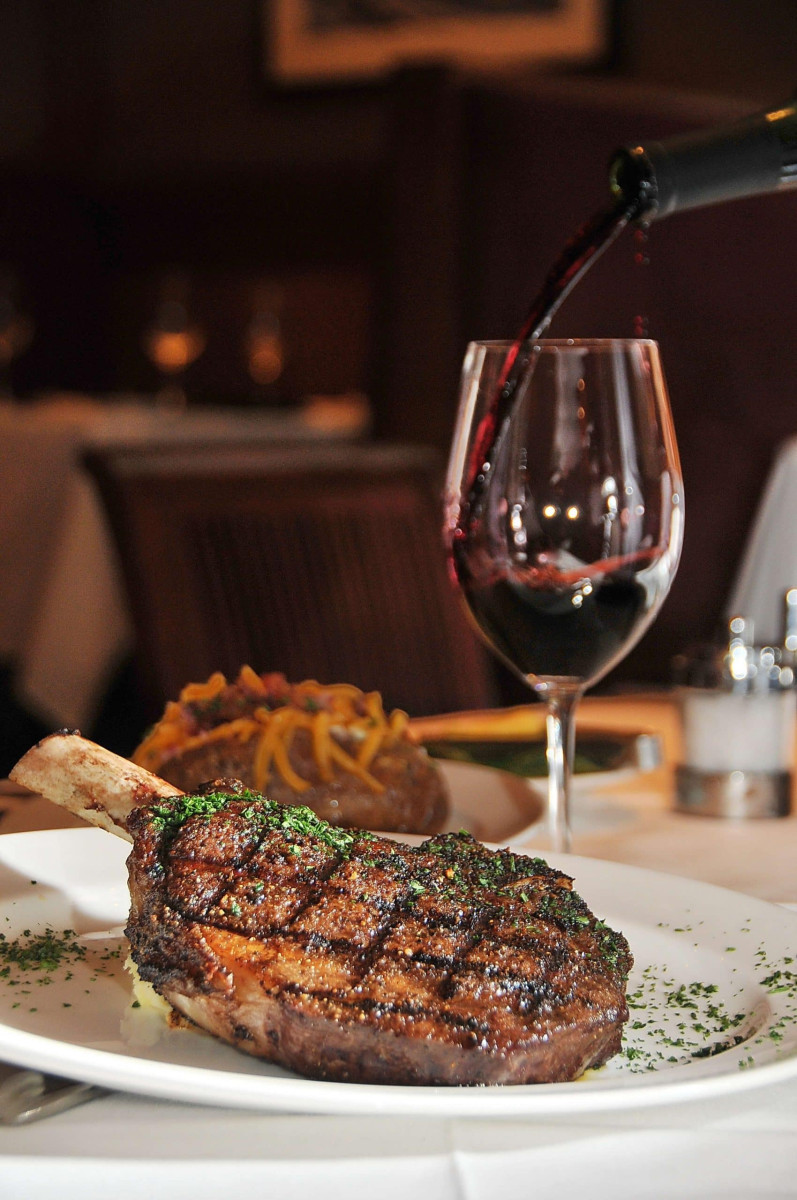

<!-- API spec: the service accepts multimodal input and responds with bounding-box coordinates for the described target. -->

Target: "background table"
[0,395,367,732]
[2,693,797,1197]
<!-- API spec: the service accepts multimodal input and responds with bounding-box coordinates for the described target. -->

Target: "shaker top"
[675,612,795,693]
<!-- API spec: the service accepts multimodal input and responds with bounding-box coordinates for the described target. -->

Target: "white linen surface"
[3,1084,797,1200]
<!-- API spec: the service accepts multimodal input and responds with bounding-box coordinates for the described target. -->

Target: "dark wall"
[0,2,391,401]
[615,0,797,102]
[1,0,794,403]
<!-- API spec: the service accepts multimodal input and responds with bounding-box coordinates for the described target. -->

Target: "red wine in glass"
[446,334,683,854]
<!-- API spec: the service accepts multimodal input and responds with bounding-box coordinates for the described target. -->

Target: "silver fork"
[0,1068,108,1125]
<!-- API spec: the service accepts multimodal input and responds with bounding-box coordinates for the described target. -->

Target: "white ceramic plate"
[437,759,542,840]
[1,827,797,1116]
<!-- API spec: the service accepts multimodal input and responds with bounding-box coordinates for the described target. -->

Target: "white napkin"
[727,435,797,643]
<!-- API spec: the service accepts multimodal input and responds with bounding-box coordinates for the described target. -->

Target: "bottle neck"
[609,101,797,221]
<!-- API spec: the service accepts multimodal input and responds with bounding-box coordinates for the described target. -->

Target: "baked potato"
[132,667,449,834]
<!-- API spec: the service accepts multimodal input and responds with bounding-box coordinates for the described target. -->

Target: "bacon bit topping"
[133,668,410,795]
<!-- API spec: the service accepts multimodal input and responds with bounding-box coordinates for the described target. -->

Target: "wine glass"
[244,282,286,400]
[142,274,206,409]
[445,339,683,853]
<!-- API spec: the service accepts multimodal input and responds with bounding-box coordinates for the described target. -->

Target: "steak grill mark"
[130,792,626,1031]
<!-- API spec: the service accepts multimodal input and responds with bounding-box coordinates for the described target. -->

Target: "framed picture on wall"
[264,0,606,85]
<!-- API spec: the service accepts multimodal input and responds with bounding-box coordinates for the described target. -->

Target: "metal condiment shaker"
[675,612,796,818]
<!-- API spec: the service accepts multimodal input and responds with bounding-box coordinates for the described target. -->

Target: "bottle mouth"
[767,104,797,181]
[609,101,797,222]
[608,146,660,220]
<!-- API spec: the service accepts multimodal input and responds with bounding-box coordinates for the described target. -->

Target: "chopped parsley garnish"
[149,791,257,835]
[149,789,361,857]
[0,927,87,985]
[536,887,593,932]
[277,804,357,855]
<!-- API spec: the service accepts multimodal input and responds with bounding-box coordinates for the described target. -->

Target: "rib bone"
[9,732,183,841]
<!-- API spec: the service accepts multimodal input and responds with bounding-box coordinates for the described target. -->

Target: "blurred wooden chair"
[84,440,497,721]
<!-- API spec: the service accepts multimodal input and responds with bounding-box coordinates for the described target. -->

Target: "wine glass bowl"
[445,339,683,851]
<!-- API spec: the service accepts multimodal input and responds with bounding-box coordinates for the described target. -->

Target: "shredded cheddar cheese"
[179,672,227,704]
[133,668,410,795]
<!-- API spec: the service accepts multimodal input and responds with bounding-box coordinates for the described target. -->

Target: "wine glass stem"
[545,689,581,854]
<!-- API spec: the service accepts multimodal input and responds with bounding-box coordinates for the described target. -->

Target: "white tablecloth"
[3,1083,797,1200]
[2,694,797,1197]
[0,395,366,730]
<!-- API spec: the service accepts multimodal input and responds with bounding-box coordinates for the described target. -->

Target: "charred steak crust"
[125,786,632,1087]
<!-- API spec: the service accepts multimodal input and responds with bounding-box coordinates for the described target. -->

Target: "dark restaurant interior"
[2,0,797,773]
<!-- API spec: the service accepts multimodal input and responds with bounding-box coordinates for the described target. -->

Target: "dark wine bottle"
[609,99,797,220]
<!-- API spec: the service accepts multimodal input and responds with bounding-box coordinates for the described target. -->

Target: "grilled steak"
[126,781,632,1086]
